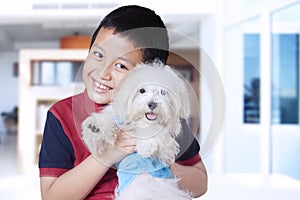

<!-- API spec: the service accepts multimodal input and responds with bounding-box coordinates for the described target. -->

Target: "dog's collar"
[113,115,131,126]
[115,152,173,193]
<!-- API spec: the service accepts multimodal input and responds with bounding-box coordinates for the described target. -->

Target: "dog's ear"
[177,81,190,120]
[112,79,136,123]
[112,90,130,123]
[165,66,190,120]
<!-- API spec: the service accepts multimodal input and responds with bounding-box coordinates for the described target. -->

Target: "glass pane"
[244,34,260,123]
[31,61,83,85]
[32,61,40,85]
[271,5,300,124]
[41,62,55,85]
[72,61,83,82]
[57,62,72,85]
[271,34,299,124]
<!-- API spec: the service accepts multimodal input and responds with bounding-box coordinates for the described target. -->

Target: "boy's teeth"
[95,81,100,88]
[95,81,110,90]
[100,85,108,90]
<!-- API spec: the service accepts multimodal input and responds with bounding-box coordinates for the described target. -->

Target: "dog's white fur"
[82,62,192,199]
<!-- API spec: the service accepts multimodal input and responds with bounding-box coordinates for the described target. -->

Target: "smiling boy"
[39,5,207,200]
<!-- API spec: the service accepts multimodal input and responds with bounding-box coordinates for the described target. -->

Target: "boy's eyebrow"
[92,44,106,52]
[117,56,135,66]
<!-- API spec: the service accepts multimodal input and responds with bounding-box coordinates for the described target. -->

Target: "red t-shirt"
[39,90,201,199]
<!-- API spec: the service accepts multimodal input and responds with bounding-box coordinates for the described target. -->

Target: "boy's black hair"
[89,5,169,64]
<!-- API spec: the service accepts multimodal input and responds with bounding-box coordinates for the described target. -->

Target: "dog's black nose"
[148,101,157,110]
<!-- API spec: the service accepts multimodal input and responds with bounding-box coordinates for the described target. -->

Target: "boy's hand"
[93,126,136,167]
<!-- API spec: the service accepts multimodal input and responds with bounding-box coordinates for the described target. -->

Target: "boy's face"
[83,28,143,104]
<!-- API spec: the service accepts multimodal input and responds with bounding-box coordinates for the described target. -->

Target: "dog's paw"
[87,123,100,133]
[81,113,105,154]
[81,110,119,155]
[82,113,103,136]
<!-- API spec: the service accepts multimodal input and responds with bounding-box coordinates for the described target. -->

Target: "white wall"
[0,51,18,133]
[0,41,59,133]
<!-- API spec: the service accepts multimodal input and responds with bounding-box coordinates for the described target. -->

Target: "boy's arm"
[40,132,136,200]
[173,120,207,197]
[40,155,110,200]
[170,160,207,198]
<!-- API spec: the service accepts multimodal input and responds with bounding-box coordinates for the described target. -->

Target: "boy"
[39,5,207,199]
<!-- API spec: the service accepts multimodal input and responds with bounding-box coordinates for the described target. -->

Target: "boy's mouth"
[93,80,112,91]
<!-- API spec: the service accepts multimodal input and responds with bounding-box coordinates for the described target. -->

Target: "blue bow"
[116,152,173,193]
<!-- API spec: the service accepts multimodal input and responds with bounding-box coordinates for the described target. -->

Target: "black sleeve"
[175,119,200,161]
[39,111,75,169]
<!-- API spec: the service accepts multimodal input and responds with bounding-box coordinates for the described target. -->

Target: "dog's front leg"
[82,108,117,155]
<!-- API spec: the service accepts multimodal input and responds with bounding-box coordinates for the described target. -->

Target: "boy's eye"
[139,88,146,94]
[94,51,103,59]
[115,63,128,71]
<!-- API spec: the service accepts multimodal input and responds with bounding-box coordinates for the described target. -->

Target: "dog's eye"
[161,89,167,96]
[139,88,146,94]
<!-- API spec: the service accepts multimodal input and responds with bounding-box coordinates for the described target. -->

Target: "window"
[244,34,260,123]
[271,34,299,124]
[31,61,83,85]
[271,2,300,181]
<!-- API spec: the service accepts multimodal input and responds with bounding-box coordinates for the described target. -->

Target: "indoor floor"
[1,133,300,200]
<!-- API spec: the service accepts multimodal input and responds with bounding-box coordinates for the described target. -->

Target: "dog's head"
[112,61,190,128]
[127,83,178,127]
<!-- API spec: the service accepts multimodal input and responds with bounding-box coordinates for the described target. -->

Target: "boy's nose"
[100,65,112,80]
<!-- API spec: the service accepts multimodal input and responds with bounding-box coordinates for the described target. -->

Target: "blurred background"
[1,0,300,199]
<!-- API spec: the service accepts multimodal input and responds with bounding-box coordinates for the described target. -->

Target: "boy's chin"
[93,97,112,105]
[88,91,112,105]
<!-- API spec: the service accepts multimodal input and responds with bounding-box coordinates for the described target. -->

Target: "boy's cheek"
[83,58,107,77]
[82,57,95,72]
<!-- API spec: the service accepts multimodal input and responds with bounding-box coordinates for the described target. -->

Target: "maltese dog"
[81,61,192,199]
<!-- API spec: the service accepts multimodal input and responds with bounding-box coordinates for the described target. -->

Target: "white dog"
[81,61,192,199]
